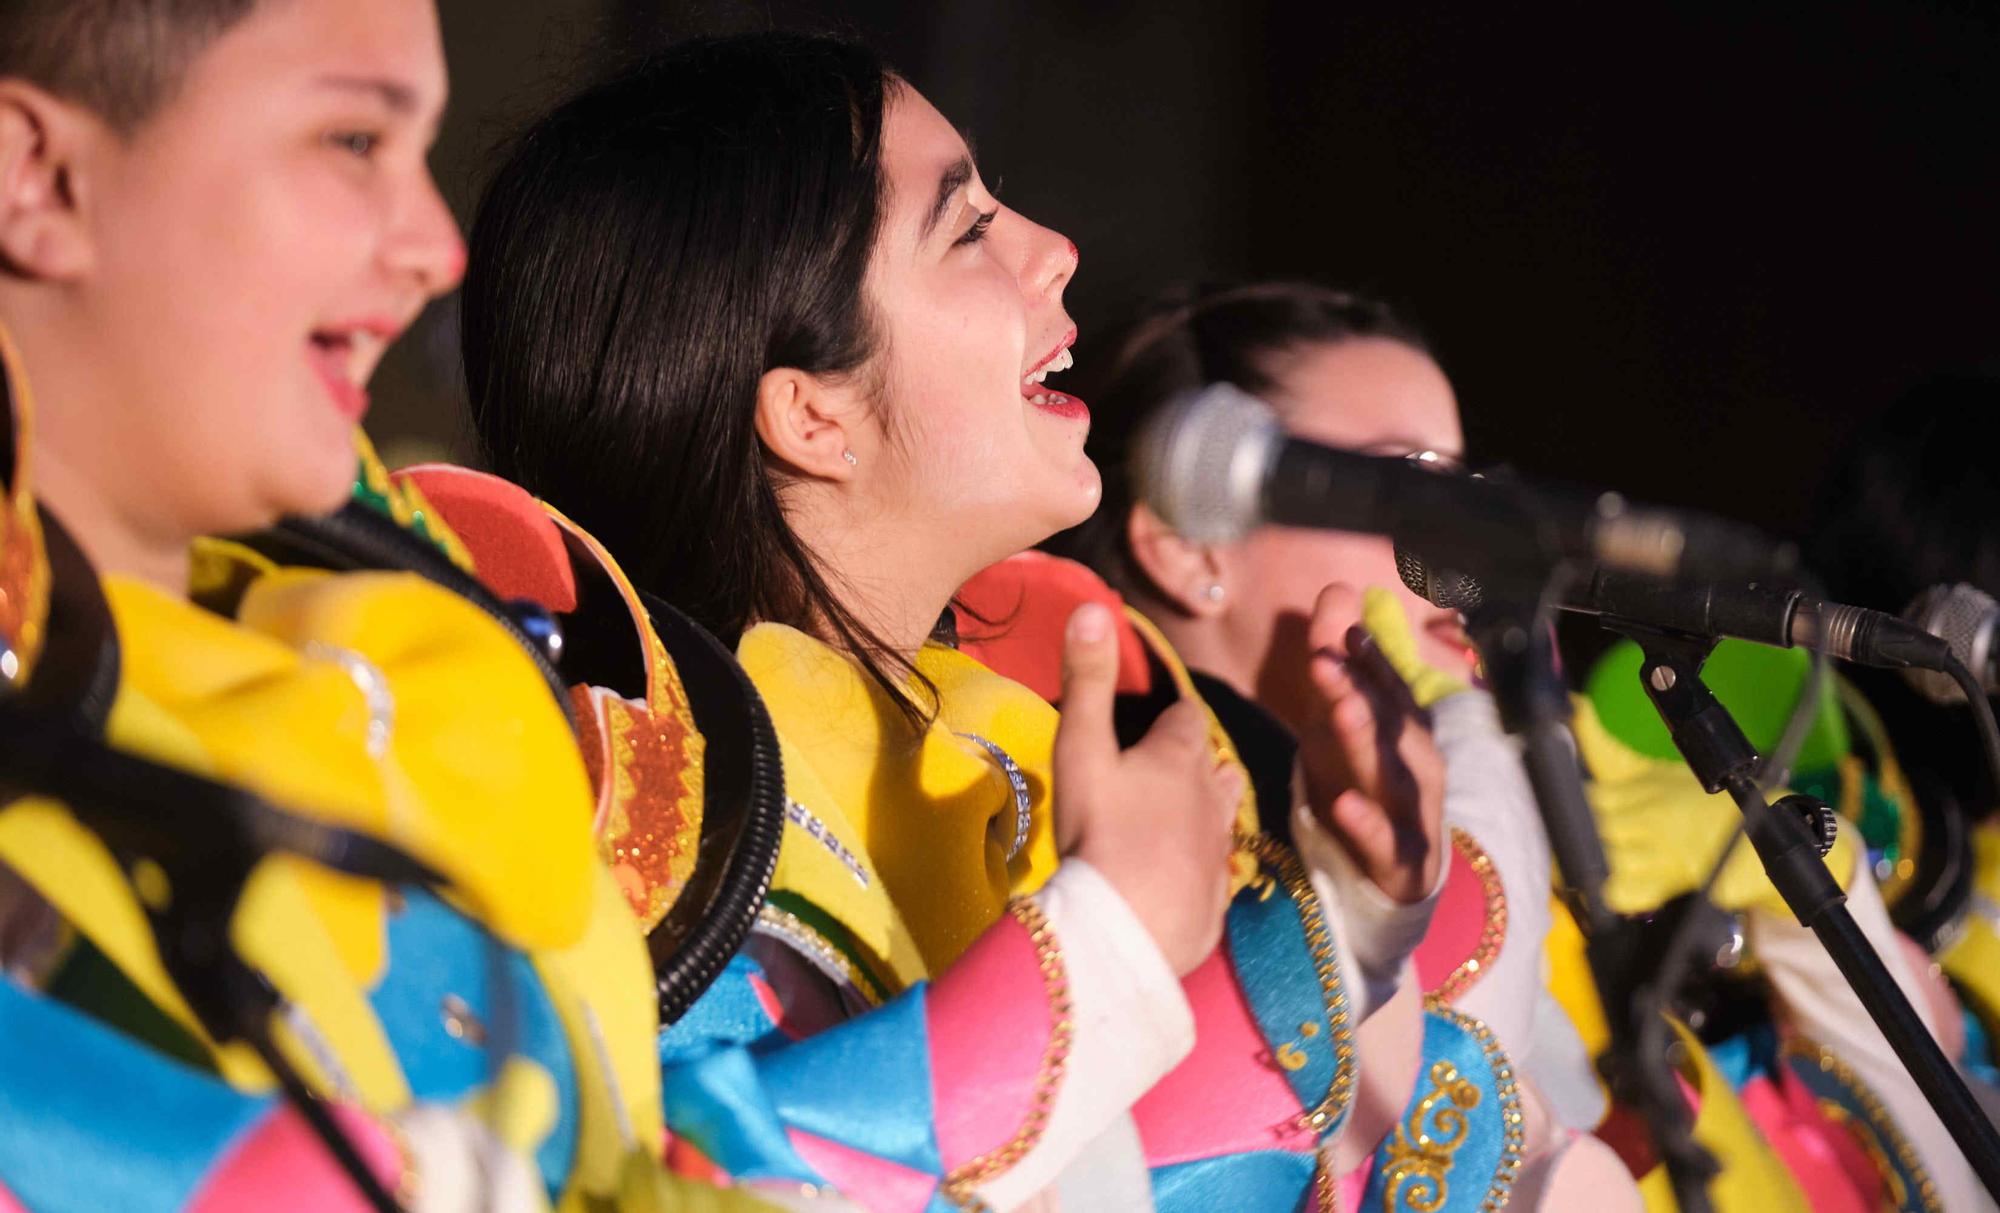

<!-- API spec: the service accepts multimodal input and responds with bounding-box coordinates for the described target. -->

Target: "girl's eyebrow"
[919,156,975,244]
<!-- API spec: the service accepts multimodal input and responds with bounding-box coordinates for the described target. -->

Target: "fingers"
[1053,603,1121,787]
[1307,582,1365,660]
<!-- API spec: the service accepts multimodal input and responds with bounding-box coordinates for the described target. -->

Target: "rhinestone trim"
[785,799,870,888]
[956,732,1032,861]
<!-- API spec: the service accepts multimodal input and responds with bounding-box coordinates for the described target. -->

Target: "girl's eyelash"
[326,130,380,158]
[955,209,997,247]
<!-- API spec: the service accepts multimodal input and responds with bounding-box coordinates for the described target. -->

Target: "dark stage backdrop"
[376,0,2000,559]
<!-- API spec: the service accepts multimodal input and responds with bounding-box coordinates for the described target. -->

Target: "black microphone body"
[1398,549,1953,675]
[1139,383,1788,582]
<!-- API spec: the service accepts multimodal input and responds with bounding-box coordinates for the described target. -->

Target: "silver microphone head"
[1394,546,1485,612]
[1131,382,1282,544]
[1902,583,2000,705]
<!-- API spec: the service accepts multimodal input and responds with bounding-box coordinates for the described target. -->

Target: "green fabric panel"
[1585,636,1849,772]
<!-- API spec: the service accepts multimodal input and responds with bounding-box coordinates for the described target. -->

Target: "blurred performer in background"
[0,1,794,1208]
[1007,281,1631,1204]
[459,31,1540,1212]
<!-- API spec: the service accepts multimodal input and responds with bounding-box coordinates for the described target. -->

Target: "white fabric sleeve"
[1746,846,1993,1213]
[1291,802,1444,1024]
[974,859,1192,1212]
[1429,690,1605,1129]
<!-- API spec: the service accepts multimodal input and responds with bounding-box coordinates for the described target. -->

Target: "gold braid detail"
[1428,828,1508,1006]
[1781,1036,1941,1213]
[1239,830,1359,1135]
[938,898,1075,1211]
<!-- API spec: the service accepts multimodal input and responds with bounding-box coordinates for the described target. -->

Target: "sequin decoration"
[301,642,395,759]
[575,683,704,933]
[785,800,870,888]
[1427,828,1509,1006]
[956,731,1032,861]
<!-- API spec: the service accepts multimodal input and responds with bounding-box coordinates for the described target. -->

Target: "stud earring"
[842,450,858,466]
[1203,583,1225,603]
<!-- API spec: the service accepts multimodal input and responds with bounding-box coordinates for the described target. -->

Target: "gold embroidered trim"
[1239,830,1358,1135]
[1782,1036,1942,1213]
[938,898,1074,1212]
[1377,1001,1525,1213]
[1428,828,1508,1006]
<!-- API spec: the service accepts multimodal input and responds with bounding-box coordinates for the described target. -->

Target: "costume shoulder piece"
[391,464,786,1023]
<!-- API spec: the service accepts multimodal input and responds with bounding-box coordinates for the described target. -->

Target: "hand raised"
[1053,603,1242,974]
[1298,584,1446,904]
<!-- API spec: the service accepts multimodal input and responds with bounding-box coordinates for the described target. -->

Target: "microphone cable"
[1943,652,2000,804]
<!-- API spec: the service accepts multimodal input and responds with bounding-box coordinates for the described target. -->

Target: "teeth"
[345,332,386,387]
[1031,393,1049,405]
[1021,346,1076,387]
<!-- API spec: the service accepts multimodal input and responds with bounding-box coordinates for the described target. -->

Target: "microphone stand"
[1461,586,1718,1213]
[1616,625,2000,1202]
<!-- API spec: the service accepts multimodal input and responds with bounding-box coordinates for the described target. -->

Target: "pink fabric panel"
[0,1177,25,1213]
[187,1105,403,1213]
[1133,947,1315,1167]
[927,914,1054,1171]
[1736,1074,1873,1213]
[1336,1155,1373,1210]
[1412,844,1491,998]
[786,1127,937,1213]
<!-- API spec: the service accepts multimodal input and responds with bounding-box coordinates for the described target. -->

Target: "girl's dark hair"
[462,33,932,717]
[1045,280,1429,597]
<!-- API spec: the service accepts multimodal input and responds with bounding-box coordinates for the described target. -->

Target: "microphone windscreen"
[1130,383,1280,544]
[1395,545,1485,612]
[1902,583,2000,705]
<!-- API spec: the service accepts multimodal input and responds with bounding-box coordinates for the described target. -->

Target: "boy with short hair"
[0,3,769,1208]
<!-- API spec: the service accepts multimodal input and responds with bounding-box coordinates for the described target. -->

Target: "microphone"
[1395,546,1952,674]
[1134,383,1789,581]
[1903,584,2000,705]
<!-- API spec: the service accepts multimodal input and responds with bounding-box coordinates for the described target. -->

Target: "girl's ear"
[754,366,865,480]
[1127,502,1228,617]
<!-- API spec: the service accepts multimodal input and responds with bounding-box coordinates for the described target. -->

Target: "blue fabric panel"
[756,985,942,1177]
[658,954,780,1068]
[1225,873,1351,1141]
[1151,1148,1318,1213]
[368,890,577,1198]
[660,1044,824,1186]
[0,977,273,1212]
[1363,1008,1517,1213]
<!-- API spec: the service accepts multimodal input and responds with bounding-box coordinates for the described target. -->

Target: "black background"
[376,0,2000,550]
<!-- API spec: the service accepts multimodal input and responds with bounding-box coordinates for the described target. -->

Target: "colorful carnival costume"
[958,554,1634,1211]
[1566,636,1993,1212]
[0,332,783,1212]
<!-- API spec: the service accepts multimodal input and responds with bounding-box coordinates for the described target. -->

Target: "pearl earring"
[1203,583,1225,603]
[842,450,858,466]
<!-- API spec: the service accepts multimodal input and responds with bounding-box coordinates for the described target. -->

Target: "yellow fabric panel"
[739,622,1063,978]
[1636,1021,1808,1212]
[232,569,596,950]
[0,796,410,1108]
[1941,819,2000,1029]
[1572,694,1856,918]
[1544,896,1611,1066]
[765,728,927,994]
[533,866,666,1203]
